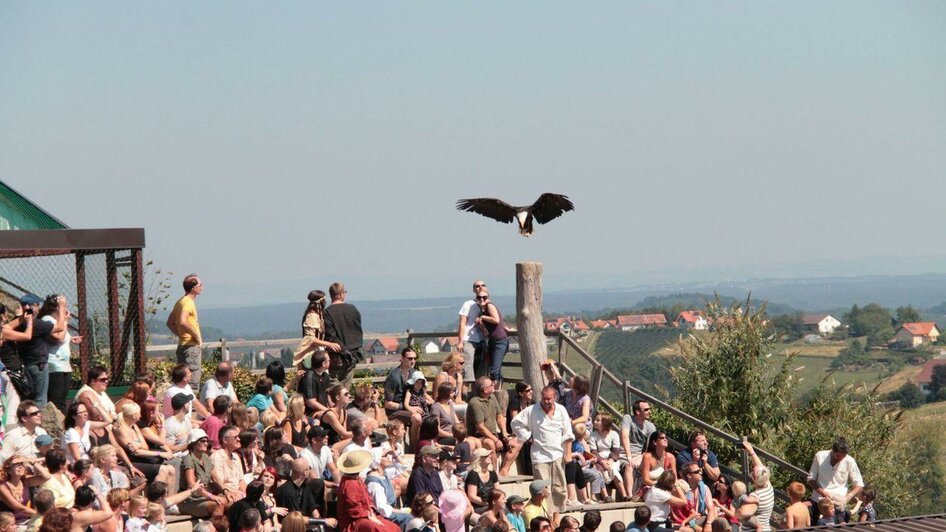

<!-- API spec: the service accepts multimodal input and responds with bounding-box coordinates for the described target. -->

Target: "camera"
[24,307,34,315]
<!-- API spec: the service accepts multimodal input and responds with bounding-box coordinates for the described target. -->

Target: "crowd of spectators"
[0,279,873,532]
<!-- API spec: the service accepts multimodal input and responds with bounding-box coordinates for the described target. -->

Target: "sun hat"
[188,428,209,445]
[473,448,491,458]
[406,370,427,386]
[439,489,469,532]
[338,450,374,475]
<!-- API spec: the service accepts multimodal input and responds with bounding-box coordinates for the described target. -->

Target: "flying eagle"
[455,193,575,237]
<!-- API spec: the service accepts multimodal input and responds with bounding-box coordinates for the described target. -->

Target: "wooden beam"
[75,252,89,383]
[132,249,146,375]
[516,262,546,392]
[106,251,121,376]
[0,228,145,254]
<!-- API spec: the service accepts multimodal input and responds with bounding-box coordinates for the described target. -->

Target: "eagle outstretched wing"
[455,198,518,224]
[530,193,575,224]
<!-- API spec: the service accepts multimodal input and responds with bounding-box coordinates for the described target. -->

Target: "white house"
[802,314,842,335]
[675,310,709,331]
[421,340,440,354]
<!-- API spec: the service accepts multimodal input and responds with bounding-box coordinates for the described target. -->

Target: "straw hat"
[338,450,373,475]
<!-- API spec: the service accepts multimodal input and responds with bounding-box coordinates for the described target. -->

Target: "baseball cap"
[19,294,42,306]
[35,434,54,447]
[507,495,528,506]
[171,393,194,411]
[529,479,550,496]
[418,445,440,457]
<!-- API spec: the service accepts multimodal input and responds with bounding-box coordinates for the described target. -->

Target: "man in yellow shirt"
[167,274,203,391]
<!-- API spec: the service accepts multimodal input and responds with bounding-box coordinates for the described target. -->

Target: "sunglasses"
[474,284,486,288]
[476,296,489,301]
[26,411,41,417]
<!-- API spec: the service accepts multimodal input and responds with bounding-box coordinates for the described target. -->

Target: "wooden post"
[106,251,121,377]
[516,262,546,392]
[132,249,146,375]
[75,252,90,383]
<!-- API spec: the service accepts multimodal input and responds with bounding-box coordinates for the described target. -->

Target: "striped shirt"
[754,483,775,532]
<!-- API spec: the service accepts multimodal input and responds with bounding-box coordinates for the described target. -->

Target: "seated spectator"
[200,362,238,412]
[165,393,195,454]
[246,378,278,420]
[280,395,309,449]
[70,486,117,531]
[644,471,691,531]
[682,462,717,531]
[590,414,628,501]
[640,431,677,490]
[69,459,94,491]
[179,429,226,517]
[384,348,423,445]
[740,441,774,531]
[113,402,176,484]
[677,431,721,482]
[262,426,298,480]
[210,425,247,497]
[711,476,739,530]
[563,375,592,433]
[266,361,289,416]
[297,352,332,418]
[226,481,269,532]
[145,480,206,517]
[430,383,461,441]
[466,448,498,514]
[336,450,400,532]
[557,516,580,532]
[299,426,339,487]
[505,495,528,532]
[89,445,143,497]
[21,488,54,532]
[321,385,354,452]
[625,505,672,532]
[0,401,49,463]
[201,395,232,450]
[366,455,412,528]
[406,446,444,504]
[620,401,655,496]
[74,367,119,447]
[467,377,521,477]
[237,429,266,485]
[347,382,384,426]
[506,383,534,433]
[440,489,469,532]
[415,417,446,452]
[113,381,150,416]
[40,450,74,509]
[0,455,48,526]
[163,363,210,420]
[478,489,511,528]
[567,424,603,505]
[433,352,467,420]
[580,510,601,532]
[404,372,433,424]
[377,421,408,495]
[438,450,461,491]
[342,417,375,454]
[530,516,553,532]
[523,481,554,530]
[275,458,324,518]
[230,403,255,431]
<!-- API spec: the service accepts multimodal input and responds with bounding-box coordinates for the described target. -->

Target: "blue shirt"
[507,513,525,532]
[246,393,273,413]
[677,448,719,471]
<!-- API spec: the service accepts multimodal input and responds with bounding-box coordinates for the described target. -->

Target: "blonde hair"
[92,445,117,467]
[281,511,307,532]
[731,480,747,498]
[230,403,251,429]
[0,512,15,530]
[117,402,141,428]
[128,496,148,518]
[260,408,280,430]
[442,352,464,373]
[247,407,260,426]
[287,394,306,424]
[818,498,834,514]
[573,423,587,438]
[147,503,165,524]
[752,464,770,488]
[385,419,405,434]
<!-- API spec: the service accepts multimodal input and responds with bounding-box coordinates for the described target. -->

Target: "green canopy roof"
[0,180,68,230]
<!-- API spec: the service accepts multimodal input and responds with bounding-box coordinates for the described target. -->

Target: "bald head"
[291,457,309,477]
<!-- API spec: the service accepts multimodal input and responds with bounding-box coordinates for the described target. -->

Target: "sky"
[1,2,944,307]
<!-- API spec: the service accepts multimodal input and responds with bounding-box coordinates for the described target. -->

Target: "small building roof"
[917,359,946,384]
[0,180,68,230]
[676,310,706,324]
[617,314,667,326]
[802,313,832,325]
[900,322,940,337]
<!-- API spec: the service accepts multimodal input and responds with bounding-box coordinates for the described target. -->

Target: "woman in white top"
[62,402,111,465]
[644,470,692,530]
[590,413,629,501]
[39,294,82,414]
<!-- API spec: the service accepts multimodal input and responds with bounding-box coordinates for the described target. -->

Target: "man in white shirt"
[299,426,339,484]
[165,393,193,453]
[457,280,488,382]
[164,363,210,420]
[200,362,238,411]
[0,401,49,465]
[512,385,574,516]
[808,437,864,522]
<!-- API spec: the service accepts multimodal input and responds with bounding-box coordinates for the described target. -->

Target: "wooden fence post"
[516,262,546,392]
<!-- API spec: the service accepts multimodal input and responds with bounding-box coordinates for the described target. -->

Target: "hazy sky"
[2,2,944,306]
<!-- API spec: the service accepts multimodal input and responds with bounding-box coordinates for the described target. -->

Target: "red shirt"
[337,476,399,532]
[201,415,225,450]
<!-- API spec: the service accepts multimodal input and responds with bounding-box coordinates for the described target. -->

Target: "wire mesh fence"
[0,250,142,387]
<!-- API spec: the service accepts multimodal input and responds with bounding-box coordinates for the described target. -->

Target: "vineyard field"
[588,328,685,397]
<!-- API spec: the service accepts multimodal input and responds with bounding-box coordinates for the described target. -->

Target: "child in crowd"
[589,414,628,502]
[126,496,150,532]
[783,482,810,529]
[380,419,409,481]
[607,522,624,532]
[569,423,603,504]
[146,502,167,532]
[404,372,433,420]
[730,480,760,531]
[857,487,877,522]
[452,424,474,476]
[816,498,838,526]
[69,459,94,490]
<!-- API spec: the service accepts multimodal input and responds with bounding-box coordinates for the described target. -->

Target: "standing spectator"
[677,431,721,482]
[467,377,522,476]
[0,401,49,463]
[336,450,400,532]
[166,274,204,392]
[807,437,863,523]
[474,290,510,384]
[298,351,333,418]
[512,385,574,520]
[384,348,423,445]
[201,395,231,450]
[322,282,364,388]
[458,280,488,383]
[620,401,655,493]
[740,441,774,531]
[39,295,81,414]
[0,302,33,430]
[405,445,444,504]
[783,481,811,529]
[200,363,237,412]
[291,290,341,370]
[16,293,65,407]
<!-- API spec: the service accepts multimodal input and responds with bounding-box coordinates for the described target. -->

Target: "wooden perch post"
[516,262,547,391]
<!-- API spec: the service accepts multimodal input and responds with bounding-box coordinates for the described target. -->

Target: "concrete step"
[561,500,644,525]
